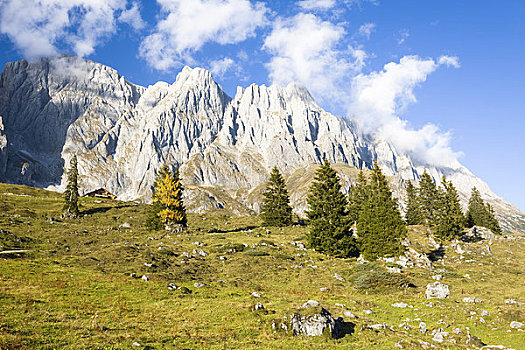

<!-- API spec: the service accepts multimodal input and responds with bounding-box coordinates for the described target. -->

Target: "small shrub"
[350,263,411,290]
[211,243,246,253]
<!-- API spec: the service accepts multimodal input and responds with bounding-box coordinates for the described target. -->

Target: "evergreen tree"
[148,165,187,229]
[306,159,358,257]
[348,171,369,224]
[466,187,501,234]
[433,176,464,241]
[418,171,439,225]
[357,163,407,260]
[63,155,80,218]
[261,167,293,227]
[405,180,422,225]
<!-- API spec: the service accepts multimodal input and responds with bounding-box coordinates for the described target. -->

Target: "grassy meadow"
[0,183,524,349]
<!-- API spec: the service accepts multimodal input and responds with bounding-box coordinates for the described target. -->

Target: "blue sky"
[0,0,524,211]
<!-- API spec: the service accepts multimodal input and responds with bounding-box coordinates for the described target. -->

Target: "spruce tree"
[148,165,187,229]
[306,159,357,257]
[418,171,439,225]
[357,163,407,260]
[348,171,369,224]
[63,155,80,218]
[433,176,464,241]
[405,180,422,225]
[261,167,293,227]
[466,187,501,234]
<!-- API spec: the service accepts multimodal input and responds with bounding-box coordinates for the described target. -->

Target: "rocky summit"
[0,55,523,233]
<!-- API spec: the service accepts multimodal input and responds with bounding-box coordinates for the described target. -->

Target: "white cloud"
[0,0,128,58]
[209,57,236,78]
[297,0,336,10]
[397,29,410,45]
[263,13,365,106]
[140,0,267,71]
[357,23,375,39]
[348,55,462,167]
[119,2,146,31]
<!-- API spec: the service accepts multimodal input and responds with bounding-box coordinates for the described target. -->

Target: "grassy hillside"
[0,183,524,349]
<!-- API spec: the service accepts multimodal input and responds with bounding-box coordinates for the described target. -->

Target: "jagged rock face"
[0,56,523,233]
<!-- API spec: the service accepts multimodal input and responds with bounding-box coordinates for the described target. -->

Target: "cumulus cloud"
[209,57,238,78]
[119,2,146,31]
[348,55,462,167]
[140,0,267,71]
[297,0,336,10]
[263,13,365,106]
[357,23,376,39]
[0,0,129,58]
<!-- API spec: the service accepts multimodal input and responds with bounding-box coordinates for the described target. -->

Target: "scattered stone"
[432,274,443,281]
[218,255,227,260]
[320,287,329,292]
[395,341,404,348]
[510,321,523,329]
[399,322,411,330]
[452,328,462,335]
[419,322,427,334]
[252,292,262,298]
[300,300,319,308]
[480,309,489,316]
[343,311,357,318]
[193,282,206,288]
[387,266,402,273]
[463,297,483,303]
[130,273,137,278]
[144,262,153,267]
[254,303,264,310]
[119,222,131,229]
[363,309,373,315]
[180,252,192,258]
[193,241,207,246]
[132,342,140,347]
[192,249,208,257]
[333,273,345,282]
[505,299,525,306]
[425,282,450,299]
[456,244,465,254]
[369,324,388,330]
[141,275,149,281]
[167,283,178,290]
[392,302,411,308]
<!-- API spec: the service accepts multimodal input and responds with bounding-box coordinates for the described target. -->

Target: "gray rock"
[392,302,411,308]
[505,299,524,306]
[419,322,427,334]
[510,321,523,329]
[320,287,329,292]
[193,282,206,288]
[343,310,357,318]
[289,303,348,338]
[432,274,443,281]
[254,303,264,310]
[119,222,131,229]
[333,273,345,282]
[252,292,262,298]
[141,275,149,281]
[425,282,450,299]
[300,300,319,308]
[462,296,483,303]
[192,249,208,257]
[363,309,373,315]
[181,252,192,258]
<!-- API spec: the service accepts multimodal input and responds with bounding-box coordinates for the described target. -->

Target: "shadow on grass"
[334,319,355,339]
[208,225,258,234]
[427,245,446,262]
[82,205,134,216]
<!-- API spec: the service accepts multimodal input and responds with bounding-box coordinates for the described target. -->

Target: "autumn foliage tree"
[147,165,187,230]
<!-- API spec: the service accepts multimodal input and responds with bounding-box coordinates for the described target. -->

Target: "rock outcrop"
[0,56,524,233]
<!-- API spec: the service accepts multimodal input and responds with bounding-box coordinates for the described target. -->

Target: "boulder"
[462,297,482,303]
[425,282,450,299]
[289,305,336,337]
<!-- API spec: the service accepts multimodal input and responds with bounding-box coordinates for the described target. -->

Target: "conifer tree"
[148,165,187,229]
[357,163,407,260]
[261,167,293,227]
[418,171,439,225]
[63,155,80,218]
[433,176,464,240]
[466,187,501,234]
[405,180,422,225]
[348,170,369,224]
[146,165,170,230]
[306,159,357,257]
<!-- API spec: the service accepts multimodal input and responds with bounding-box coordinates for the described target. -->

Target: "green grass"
[0,183,524,349]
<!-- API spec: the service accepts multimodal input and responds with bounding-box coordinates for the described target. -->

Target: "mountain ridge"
[0,55,523,233]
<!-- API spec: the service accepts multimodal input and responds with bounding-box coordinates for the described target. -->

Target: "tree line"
[62,157,501,260]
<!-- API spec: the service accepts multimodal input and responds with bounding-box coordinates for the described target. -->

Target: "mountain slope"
[0,56,523,233]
